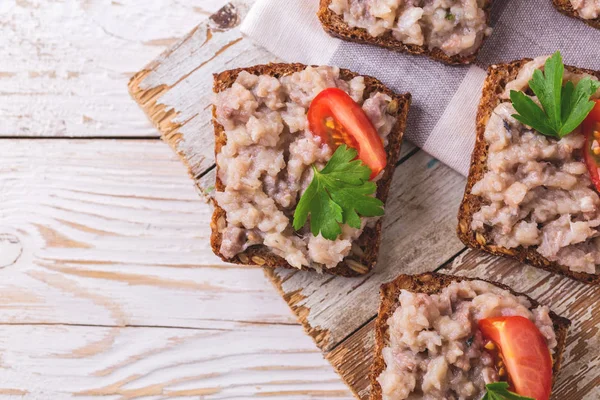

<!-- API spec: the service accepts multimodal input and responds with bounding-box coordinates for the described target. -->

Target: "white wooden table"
[4,1,600,399]
[0,1,353,398]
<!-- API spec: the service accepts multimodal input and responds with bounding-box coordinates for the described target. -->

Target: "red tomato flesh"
[307,88,387,179]
[584,100,600,192]
[478,316,552,400]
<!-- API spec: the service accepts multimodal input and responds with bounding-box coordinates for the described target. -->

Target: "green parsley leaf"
[510,50,600,138]
[445,12,455,21]
[484,382,534,400]
[562,77,600,134]
[292,145,384,240]
[510,90,556,136]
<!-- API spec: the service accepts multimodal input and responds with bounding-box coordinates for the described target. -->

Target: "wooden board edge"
[263,268,333,349]
[128,74,205,201]
[325,319,375,400]
[126,2,253,198]
[127,70,180,137]
[127,69,194,184]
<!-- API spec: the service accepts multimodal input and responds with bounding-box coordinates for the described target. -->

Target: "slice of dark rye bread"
[552,0,600,30]
[317,0,493,65]
[457,59,600,284]
[370,272,571,400]
[210,63,411,277]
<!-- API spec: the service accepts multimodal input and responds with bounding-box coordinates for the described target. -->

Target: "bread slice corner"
[211,63,411,276]
[369,272,571,400]
[317,0,492,65]
[552,0,600,30]
[457,59,600,284]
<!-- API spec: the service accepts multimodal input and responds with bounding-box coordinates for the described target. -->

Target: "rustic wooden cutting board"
[128,2,600,398]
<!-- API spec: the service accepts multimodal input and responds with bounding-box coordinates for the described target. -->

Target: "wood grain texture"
[0,324,353,399]
[0,0,229,137]
[129,0,274,183]
[326,320,376,400]
[0,137,355,397]
[1,0,355,398]
[0,139,296,330]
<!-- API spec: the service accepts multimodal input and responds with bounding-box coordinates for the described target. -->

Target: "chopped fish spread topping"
[473,57,600,274]
[570,0,600,20]
[378,280,555,400]
[329,0,492,57]
[213,66,396,270]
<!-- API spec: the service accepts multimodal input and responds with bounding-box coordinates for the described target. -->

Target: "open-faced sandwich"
[211,64,411,276]
[458,51,600,282]
[318,0,493,65]
[371,273,570,400]
[553,0,600,29]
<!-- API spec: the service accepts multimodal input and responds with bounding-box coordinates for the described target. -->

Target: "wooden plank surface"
[0,138,353,399]
[127,2,600,399]
[2,0,360,397]
[0,0,228,138]
[0,0,360,398]
[0,139,295,329]
[0,324,349,399]
[128,0,273,181]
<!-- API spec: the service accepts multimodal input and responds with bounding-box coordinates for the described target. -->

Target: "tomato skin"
[584,100,600,192]
[478,316,552,400]
[585,99,600,124]
[307,88,387,179]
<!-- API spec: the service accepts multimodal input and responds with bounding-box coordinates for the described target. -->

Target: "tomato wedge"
[584,100,600,192]
[478,316,552,400]
[307,88,387,179]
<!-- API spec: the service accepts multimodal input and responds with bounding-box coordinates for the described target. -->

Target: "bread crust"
[211,63,411,276]
[457,59,600,284]
[370,272,571,400]
[552,0,600,30]
[317,0,493,65]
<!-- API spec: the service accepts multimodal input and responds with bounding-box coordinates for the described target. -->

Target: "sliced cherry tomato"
[585,99,600,124]
[478,316,552,400]
[307,88,387,179]
[583,100,600,192]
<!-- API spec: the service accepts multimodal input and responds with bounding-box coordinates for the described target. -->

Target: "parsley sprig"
[292,145,384,240]
[510,51,600,138]
[483,383,534,400]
